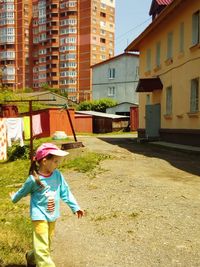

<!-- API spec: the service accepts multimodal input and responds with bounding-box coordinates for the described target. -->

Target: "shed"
[21,108,75,138]
[76,111,129,133]
[74,113,93,133]
[106,102,138,116]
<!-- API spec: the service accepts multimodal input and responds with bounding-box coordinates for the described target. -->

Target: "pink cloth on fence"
[32,114,42,136]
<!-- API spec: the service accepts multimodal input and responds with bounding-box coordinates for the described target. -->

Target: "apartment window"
[146,48,151,72]
[67,1,76,7]
[166,86,172,115]
[100,21,106,27]
[100,12,106,18]
[167,32,173,59]
[108,68,115,79]
[179,22,184,53]
[100,29,106,35]
[190,78,199,112]
[108,87,115,96]
[192,11,200,46]
[156,42,161,67]
[101,3,106,9]
[100,38,106,43]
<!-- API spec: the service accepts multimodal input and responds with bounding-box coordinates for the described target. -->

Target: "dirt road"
[53,136,200,267]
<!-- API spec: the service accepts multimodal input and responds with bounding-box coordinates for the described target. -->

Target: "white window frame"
[108,86,115,96]
[108,68,115,79]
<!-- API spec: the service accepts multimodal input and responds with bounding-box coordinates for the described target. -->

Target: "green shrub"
[7,145,30,162]
[77,98,117,113]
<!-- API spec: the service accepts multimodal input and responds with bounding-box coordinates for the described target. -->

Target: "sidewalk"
[150,141,200,154]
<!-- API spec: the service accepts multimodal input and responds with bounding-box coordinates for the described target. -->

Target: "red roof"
[156,0,173,5]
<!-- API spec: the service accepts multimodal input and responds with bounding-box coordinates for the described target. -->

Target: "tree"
[77,98,117,113]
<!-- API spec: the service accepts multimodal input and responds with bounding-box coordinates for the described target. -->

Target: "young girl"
[9,143,84,267]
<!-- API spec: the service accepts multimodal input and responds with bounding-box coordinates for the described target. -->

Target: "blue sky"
[115,0,152,55]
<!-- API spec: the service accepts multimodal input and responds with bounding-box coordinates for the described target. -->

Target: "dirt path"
[52,136,200,267]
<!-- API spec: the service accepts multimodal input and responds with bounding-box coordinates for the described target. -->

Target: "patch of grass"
[0,158,31,265]
[60,152,111,173]
[90,211,120,222]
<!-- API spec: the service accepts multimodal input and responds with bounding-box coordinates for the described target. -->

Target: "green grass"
[60,152,111,173]
[0,159,31,265]
[0,145,110,265]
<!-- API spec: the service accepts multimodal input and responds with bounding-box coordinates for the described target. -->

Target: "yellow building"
[126,0,200,146]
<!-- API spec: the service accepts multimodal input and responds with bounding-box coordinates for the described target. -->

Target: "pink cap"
[35,143,69,161]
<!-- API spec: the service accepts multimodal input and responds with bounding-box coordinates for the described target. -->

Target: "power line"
[115,17,151,41]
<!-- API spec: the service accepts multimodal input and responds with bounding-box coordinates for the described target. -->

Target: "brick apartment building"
[0,0,115,102]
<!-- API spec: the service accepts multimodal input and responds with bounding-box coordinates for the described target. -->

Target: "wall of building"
[138,1,200,134]
[92,54,139,103]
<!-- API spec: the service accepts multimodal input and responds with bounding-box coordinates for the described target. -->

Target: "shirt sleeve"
[60,173,80,213]
[11,176,34,203]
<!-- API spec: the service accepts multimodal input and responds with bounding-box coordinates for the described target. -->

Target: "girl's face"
[40,155,62,175]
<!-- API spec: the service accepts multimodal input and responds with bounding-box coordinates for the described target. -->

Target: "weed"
[60,152,110,173]
[129,212,139,218]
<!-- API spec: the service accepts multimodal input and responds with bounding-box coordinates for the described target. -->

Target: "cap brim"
[50,150,69,157]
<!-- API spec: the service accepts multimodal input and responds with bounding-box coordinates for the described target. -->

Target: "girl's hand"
[75,209,85,218]
[9,191,15,199]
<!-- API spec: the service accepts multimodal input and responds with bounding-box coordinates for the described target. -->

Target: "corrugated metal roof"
[156,0,173,5]
[76,111,129,119]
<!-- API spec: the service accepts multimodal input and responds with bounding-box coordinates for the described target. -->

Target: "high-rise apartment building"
[0,0,115,102]
[0,0,32,90]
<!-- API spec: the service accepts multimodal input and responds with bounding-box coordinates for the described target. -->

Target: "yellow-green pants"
[26,220,56,267]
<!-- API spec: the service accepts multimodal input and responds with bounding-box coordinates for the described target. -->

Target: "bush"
[77,98,117,113]
[7,144,30,162]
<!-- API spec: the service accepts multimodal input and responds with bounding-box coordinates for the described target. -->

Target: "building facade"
[0,0,32,90]
[0,0,115,102]
[126,0,200,146]
[92,53,139,104]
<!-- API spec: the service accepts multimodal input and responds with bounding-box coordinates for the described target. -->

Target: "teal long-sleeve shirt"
[11,169,80,222]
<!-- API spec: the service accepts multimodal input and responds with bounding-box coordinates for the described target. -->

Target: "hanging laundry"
[0,118,7,160]
[23,116,30,140]
[23,114,42,140]
[5,118,24,147]
[32,114,42,136]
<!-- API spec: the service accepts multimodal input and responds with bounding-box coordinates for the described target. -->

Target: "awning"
[136,78,163,92]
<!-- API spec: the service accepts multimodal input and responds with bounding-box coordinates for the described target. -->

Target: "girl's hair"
[29,154,54,188]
